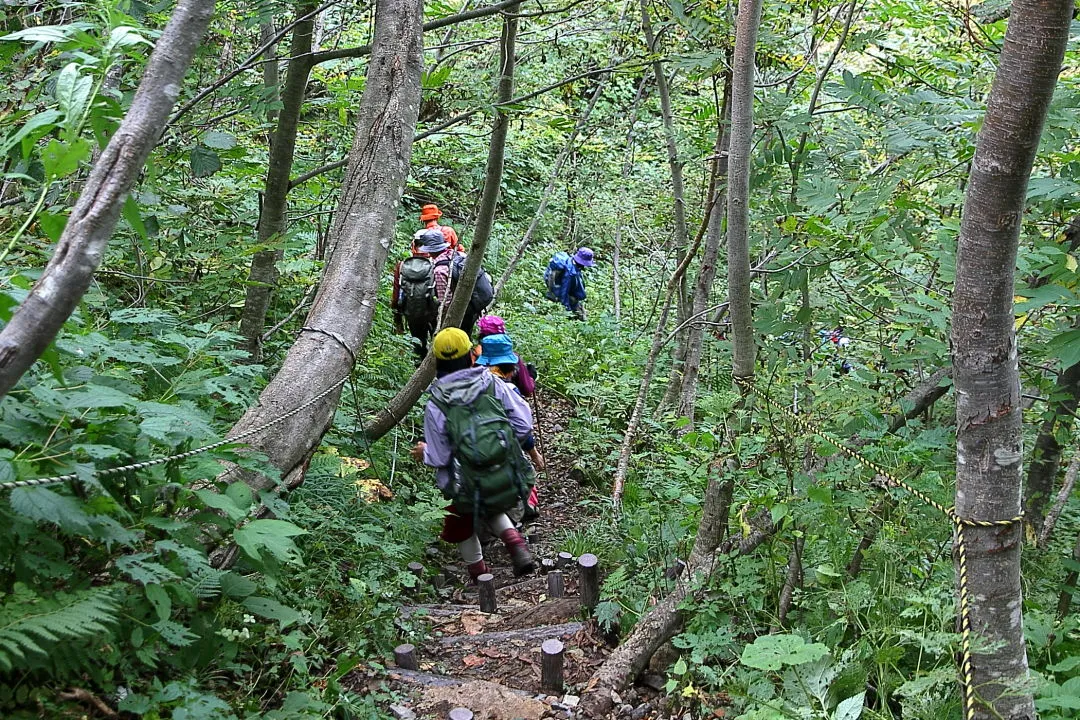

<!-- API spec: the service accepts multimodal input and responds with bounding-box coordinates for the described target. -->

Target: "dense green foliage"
[0,0,1078,717]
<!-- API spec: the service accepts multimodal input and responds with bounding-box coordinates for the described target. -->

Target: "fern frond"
[0,585,118,672]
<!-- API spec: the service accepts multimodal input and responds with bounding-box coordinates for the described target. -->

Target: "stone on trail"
[421,679,546,720]
[389,705,416,720]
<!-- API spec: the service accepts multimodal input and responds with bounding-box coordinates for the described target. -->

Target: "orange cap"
[420,204,442,222]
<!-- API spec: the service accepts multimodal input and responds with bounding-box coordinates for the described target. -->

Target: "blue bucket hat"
[573,246,596,267]
[476,333,519,366]
[414,228,448,255]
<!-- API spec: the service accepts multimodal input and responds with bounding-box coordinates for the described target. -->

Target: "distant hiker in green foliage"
[544,247,595,320]
[410,328,542,580]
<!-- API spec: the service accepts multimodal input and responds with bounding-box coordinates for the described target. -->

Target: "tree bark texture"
[238,1,318,362]
[675,75,731,424]
[951,2,1071,718]
[219,0,424,491]
[363,4,519,442]
[725,0,763,383]
[0,0,216,400]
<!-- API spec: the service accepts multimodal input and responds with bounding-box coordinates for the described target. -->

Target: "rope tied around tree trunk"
[733,375,1021,720]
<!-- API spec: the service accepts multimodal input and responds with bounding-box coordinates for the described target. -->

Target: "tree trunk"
[674,74,731,424]
[493,77,605,299]
[0,0,216,400]
[640,0,690,390]
[1023,352,1080,537]
[238,1,318,362]
[363,4,520,442]
[950,2,1071,718]
[260,21,281,125]
[613,77,648,323]
[217,0,424,491]
[582,475,781,717]
[726,0,763,384]
[611,214,712,506]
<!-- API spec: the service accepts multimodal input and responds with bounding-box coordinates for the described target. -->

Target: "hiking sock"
[457,535,488,583]
[466,560,489,582]
[489,513,514,535]
[498,527,536,577]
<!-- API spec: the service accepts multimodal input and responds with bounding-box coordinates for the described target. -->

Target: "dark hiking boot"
[466,560,489,583]
[499,528,536,576]
[522,503,540,523]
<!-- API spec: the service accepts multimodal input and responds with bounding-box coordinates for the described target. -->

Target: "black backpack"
[399,256,439,325]
[445,254,494,317]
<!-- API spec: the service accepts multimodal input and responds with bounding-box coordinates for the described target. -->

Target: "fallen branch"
[887,366,953,433]
[1038,453,1079,550]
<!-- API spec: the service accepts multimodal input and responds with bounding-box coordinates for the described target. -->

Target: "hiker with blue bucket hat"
[544,246,596,320]
[477,331,543,522]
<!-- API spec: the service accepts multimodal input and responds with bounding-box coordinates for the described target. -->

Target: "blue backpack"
[544,252,572,302]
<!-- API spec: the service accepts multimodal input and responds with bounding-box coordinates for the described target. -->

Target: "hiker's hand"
[410,442,426,462]
[528,448,545,471]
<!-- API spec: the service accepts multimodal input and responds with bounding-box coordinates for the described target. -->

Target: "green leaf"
[145,584,171,622]
[194,489,246,522]
[190,145,221,178]
[220,572,258,599]
[673,657,688,675]
[153,619,198,647]
[225,482,254,511]
[1048,656,1080,673]
[0,109,62,157]
[243,596,302,629]
[116,553,180,585]
[42,137,91,179]
[122,194,147,240]
[1047,329,1080,371]
[201,131,236,150]
[740,634,830,671]
[9,487,93,534]
[834,692,865,720]
[1,23,95,43]
[54,63,93,129]
[62,383,137,410]
[233,519,306,566]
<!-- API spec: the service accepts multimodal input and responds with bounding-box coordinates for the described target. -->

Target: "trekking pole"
[531,390,546,460]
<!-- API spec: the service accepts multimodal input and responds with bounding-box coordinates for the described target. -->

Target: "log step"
[435,621,584,647]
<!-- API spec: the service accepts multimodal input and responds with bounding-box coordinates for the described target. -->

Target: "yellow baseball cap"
[432,328,471,360]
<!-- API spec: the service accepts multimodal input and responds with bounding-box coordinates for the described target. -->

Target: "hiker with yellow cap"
[410,328,542,580]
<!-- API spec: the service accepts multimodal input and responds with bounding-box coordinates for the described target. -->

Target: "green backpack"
[433,383,534,517]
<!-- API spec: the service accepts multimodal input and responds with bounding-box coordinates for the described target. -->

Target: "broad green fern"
[0,584,119,672]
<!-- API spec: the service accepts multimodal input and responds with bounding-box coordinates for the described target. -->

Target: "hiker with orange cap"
[419,203,462,252]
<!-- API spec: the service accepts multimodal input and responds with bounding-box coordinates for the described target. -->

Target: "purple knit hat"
[477,315,506,338]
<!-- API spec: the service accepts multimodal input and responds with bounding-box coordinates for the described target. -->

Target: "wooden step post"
[556,551,573,569]
[394,643,418,670]
[541,638,565,693]
[547,570,564,598]
[449,709,474,720]
[477,573,497,613]
[407,561,424,580]
[578,553,599,610]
